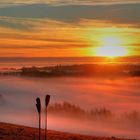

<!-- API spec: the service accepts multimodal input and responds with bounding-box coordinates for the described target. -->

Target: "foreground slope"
[0,122,134,140]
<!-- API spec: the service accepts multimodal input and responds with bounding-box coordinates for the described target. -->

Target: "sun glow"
[95,36,127,58]
[96,46,127,58]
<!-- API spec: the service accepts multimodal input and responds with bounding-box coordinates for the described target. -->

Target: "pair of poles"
[36,95,50,140]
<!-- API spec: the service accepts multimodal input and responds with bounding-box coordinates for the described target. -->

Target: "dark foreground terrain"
[0,122,135,140]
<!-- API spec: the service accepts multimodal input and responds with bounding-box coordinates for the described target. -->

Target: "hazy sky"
[0,0,140,57]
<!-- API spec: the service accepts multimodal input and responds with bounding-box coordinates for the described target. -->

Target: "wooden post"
[36,97,41,140]
[45,95,50,140]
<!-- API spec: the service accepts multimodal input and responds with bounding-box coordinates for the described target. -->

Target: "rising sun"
[95,36,127,58]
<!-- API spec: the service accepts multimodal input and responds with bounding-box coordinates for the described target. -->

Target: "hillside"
[0,122,134,140]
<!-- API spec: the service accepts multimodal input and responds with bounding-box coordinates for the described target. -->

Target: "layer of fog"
[0,76,140,139]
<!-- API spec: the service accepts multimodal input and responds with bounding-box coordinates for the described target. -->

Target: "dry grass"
[0,122,135,140]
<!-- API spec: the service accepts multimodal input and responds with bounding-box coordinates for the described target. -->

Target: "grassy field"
[0,122,135,140]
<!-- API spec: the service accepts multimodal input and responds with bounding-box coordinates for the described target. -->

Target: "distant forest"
[48,102,140,127]
[1,63,140,77]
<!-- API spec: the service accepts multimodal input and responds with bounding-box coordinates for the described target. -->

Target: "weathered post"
[36,97,41,140]
[45,95,50,140]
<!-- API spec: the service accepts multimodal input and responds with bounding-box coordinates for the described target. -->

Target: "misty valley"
[0,75,140,139]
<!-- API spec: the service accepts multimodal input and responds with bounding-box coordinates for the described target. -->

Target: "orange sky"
[0,3,140,58]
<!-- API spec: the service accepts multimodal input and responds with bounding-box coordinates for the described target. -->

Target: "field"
[0,122,135,140]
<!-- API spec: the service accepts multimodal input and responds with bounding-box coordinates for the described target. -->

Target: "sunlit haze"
[0,1,140,140]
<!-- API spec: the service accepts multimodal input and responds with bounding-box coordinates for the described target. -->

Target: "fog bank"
[0,76,140,139]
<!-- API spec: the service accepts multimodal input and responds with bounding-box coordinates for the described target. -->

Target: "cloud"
[0,0,140,6]
[0,17,33,31]
[0,3,139,26]
[0,3,139,57]
[0,16,139,57]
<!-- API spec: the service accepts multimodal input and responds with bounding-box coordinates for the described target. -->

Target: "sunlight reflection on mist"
[0,76,140,139]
